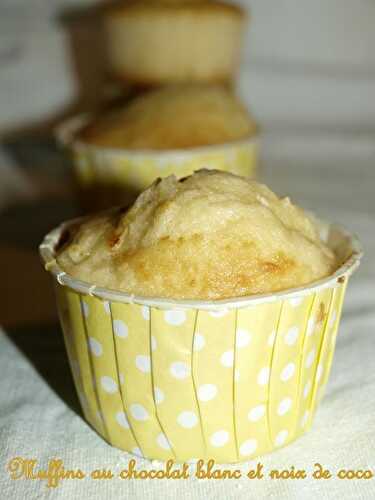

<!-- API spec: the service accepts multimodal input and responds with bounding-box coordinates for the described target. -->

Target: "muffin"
[104,0,246,86]
[80,85,257,150]
[57,170,336,299]
[57,86,259,210]
[41,171,361,463]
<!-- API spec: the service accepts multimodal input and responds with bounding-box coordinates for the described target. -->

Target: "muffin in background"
[56,170,336,299]
[104,0,246,87]
[57,85,259,211]
[80,85,257,149]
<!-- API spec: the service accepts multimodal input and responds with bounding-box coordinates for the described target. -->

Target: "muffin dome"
[79,85,257,150]
[104,0,246,85]
[56,170,336,299]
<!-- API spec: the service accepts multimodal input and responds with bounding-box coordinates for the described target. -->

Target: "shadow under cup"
[40,219,361,463]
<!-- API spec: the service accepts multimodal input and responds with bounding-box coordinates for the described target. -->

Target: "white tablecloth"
[0,134,374,499]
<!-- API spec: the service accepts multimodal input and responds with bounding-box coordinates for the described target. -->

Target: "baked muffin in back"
[104,0,246,86]
[79,85,257,150]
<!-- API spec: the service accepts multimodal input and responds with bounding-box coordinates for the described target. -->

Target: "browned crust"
[111,236,302,300]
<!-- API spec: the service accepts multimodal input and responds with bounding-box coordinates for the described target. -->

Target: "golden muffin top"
[78,85,257,150]
[56,170,336,300]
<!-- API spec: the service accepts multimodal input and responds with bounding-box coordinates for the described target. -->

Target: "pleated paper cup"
[40,219,361,463]
[56,115,259,211]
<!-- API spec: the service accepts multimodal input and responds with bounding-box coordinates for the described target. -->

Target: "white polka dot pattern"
[164,309,186,326]
[198,384,218,402]
[275,429,288,447]
[277,398,292,416]
[55,278,347,462]
[194,310,237,461]
[177,411,198,429]
[306,317,316,336]
[135,355,151,373]
[220,350,234,368]
[236,329,251,348]
[157,433,171,450]
[116,411,130,429]
[257,367,270,386]
[210,430,229,447]
[100,376,118,394]
[280,362,295,382]
[154,387,164,405]
[113,319,128,339]
[306,349,315,368]
[239,439,257,456]
[208,309,229,318]
[248,405,265,422]
[130,403,149,421]
[193,333,205,352]
[88,337,103,357]
[170,361,190,379]
[284,326,299,345]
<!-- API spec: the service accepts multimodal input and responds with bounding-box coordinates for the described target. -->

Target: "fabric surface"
[0,134,374,499]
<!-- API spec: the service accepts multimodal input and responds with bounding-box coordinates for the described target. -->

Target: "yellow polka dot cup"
[40,218,361,463]
[56,115,259,211]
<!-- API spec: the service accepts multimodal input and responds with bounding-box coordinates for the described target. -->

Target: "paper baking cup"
[40,219,361,463]
[57,115,258,208]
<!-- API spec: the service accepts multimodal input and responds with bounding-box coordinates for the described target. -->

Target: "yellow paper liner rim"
[55,113,259,159]
[40,216,362,310]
